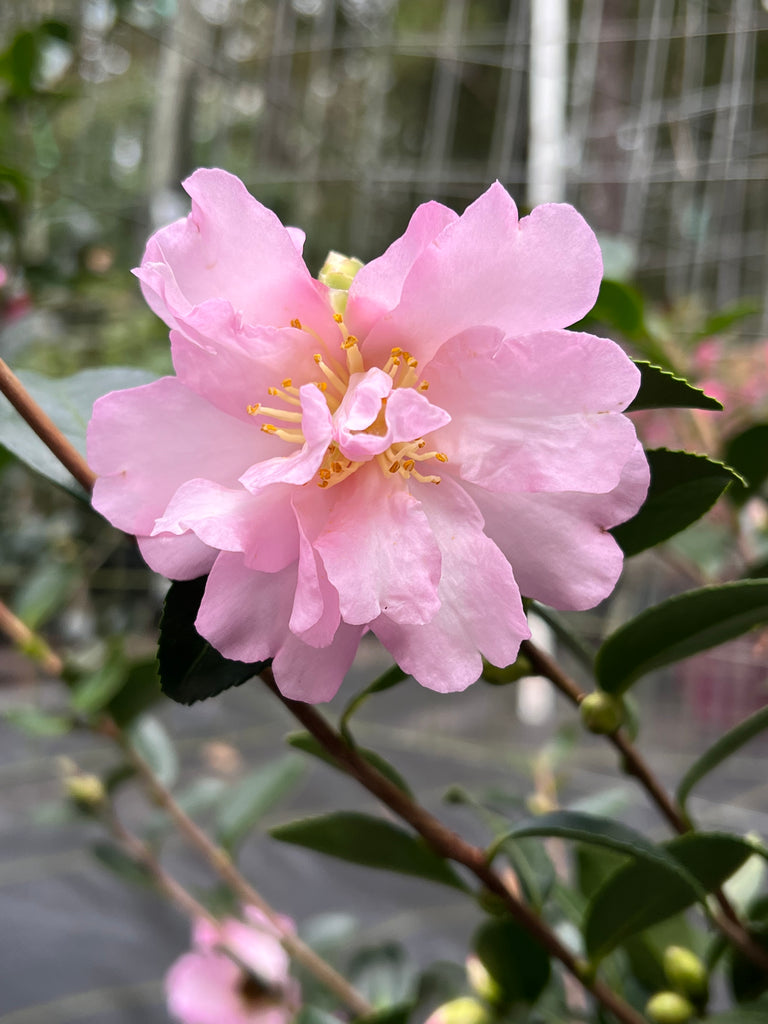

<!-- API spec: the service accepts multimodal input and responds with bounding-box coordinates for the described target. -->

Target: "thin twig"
[0,357,97,492]
[520,638,768,973]
[259,669,648,1024]
[0,600,64,677]
[105,718,373,1019]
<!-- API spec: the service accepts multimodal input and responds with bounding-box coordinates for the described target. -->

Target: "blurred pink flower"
[165,908,299,1024]
[88,169,647,700]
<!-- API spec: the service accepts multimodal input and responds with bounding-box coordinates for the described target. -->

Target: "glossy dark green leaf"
[216,756,305,852]
[127,714,178,789]
[0,367,156,496]
[286,731,413,796]
[595,581,768,695]
[724,424,768,505]
[474,916,551,1005]
[730,927,768,1005]
[677,706,768,820]
[585,833,756,960]
[627,361,722,412]
[158,577,269,704]
[612,449,740,557]
[270,812,468,891]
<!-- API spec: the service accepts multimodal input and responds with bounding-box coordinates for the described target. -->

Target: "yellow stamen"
[333,313,343,323]
[388,460,401,474]
[290,318,302,329]
[261,424,304,443]
[251,404,303,422]
[247,404,260,416]
[282,378,293,388]
[313,353,348,395]
[418,380,430,391]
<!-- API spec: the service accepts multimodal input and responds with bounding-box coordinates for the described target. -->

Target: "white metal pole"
[528,0,568,206]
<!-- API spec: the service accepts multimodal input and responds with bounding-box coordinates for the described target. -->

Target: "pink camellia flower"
[165,908,299,1024]
[87,169,648,701]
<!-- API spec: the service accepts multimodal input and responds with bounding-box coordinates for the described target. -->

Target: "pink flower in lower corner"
[165,909,299,1024]
[87,169,649,702]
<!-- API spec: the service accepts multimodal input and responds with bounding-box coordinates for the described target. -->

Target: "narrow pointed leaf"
[585,833,757,960]
[627,361,722,412]
[127,714,178,789]
[270,811,468,891]
[595,581,768,695]
[287,731,413,796]
[612,449,741,556]
[158,577,269,704]
[677,706,768,819]
[216,755,305,852]
[340,665,408,740]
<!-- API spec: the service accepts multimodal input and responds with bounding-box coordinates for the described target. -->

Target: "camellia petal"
[89,172,648,703]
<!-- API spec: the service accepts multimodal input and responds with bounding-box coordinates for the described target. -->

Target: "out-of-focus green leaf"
[339,664,407,741]
[127,714,178,789]
[158,578,268,704]
[627,361,722,412]
[730,927,768,1005]
[474,916,551,1004]
[107,658,161,726]
[498,837,555,910]
[286,731,413,796]
[612,449,740,557]
[70,644,127,716]
[12,561,80,630]
[91,841,153,887]
[692,299,761,342]
[353,1006,411,1024]
[595,581,768,695]
[724,424,768,505]
[585,833,756,960]
[4,705,72,736]
[677,706,768,820]
[0,366,156,496]
[574,279,647,340]
[707,999,768,1023]
[216,756,305,853]
[270,812,468,892]
[349,943,415,1011]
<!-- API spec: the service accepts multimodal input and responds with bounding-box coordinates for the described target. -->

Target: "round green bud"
[579,691,624,734]
[64,773,106,809]
[663,945,709,1001]
[465,954,502,1005]
[318,250,364,291]
[424,997,492,1024]
[646,991,696,1024]
[481,654,533,685]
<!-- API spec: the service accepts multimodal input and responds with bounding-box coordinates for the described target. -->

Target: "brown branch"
[0,356,96,492]
[0,600,64,677]
[520,638,768,974]
[260,669,648,1024]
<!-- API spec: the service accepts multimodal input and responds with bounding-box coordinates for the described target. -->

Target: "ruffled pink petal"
[289,491,341,646]
[136,168,335,340]
[345,200,459,340]
[372,477,530,691]
[239,384,333,492]
[314,463,442,626]
[465,442,650,610]
[384,387,451,441]
[151,480,298,573]
[165,951,245,1024]
[426,327,640,494]
[196,553,360,702]
[88,377,258,535]
[137,532,218,580]
[362,183,603,367]
[171,319,322,424]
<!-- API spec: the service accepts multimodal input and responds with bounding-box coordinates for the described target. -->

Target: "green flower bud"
[580,691,624,734]
[64,773,106,809]
[424,997,492,1024]
[646,991,696,1024]
[466,954,502,1005]
[318,251,364,291]
[663,945,709,1001]
[481,654,533,685]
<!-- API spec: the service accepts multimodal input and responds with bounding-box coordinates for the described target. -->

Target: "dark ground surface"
[1,630,768,1024]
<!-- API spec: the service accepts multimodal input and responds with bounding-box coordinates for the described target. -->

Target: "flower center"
[247,314,448,490]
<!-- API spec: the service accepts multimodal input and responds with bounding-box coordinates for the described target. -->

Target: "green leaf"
[595,581,768,696]
[107,658,161,726]
[0,367,156,495]
[339,664,408,742]
[70,645,128,716]
[295,1010,348,1024]
[216,756,305,853]
[353,1007,411,1024]
[731,928,768,1004]
[13,561,80,630]
[349,943,415,1011]
[473,916,551,1004]
[724,424,768,505]
[270,811,468,892]
[627,361,722,412]
[91,841,153,888]
[706,999,768,1023]
[286,731,413,796]
[612,449,740,557]
[692,299,761,342]
[127,714,178,789]
[677,706,768,820]
[4,706,72,736]
[488,811,703,895]
[585,833,756,960]
[158,578,269,704]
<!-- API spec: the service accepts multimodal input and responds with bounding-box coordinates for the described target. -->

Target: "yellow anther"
[267,387,279,396]
[331,461,342,474]
[315,380,328,392]
[333,313,343,323]
[435,453,448,463]
[418,381,430,391]
[341,335,359,349]
[403,459,415,471]
[418,440,426,449]
[313,353,322,363]
[388,460,401,474]
[406,357,418,368]
[247,404,260,415]
[282,378,293,388]
[319,480,329,488]
[391,347,402,357]
[290,318,302,329]
[319,468,331,480]
[261,423,277,433]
